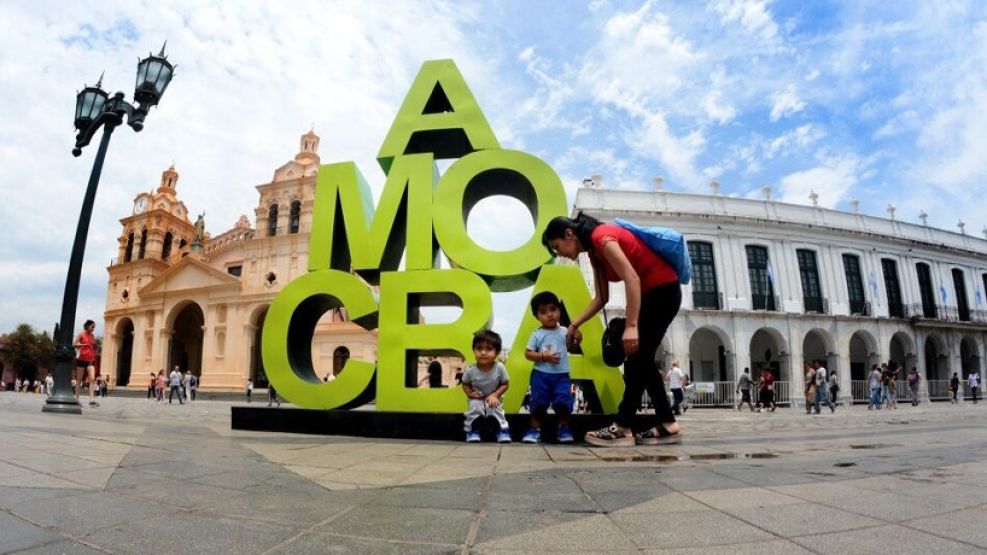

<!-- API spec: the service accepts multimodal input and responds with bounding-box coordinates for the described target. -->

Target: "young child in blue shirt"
[522,291,574,443]
[462,329,512,443]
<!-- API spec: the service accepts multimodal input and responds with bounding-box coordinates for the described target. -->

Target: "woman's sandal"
[635,424,681,445]
[584,425,635,448]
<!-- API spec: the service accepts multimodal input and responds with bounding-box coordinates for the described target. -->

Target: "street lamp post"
[44,44,175,414]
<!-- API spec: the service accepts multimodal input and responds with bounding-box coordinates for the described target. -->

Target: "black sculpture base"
[232,406,665,443]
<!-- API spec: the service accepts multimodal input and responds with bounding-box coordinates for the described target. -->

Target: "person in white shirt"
[969,371,981,404]
[668,360,688,416]
[168,366,184,404]
[812,361,834,414]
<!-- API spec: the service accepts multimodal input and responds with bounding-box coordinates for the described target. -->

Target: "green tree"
[2,324,54,382]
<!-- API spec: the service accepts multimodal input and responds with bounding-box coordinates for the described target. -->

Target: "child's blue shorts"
[530,370,572,413]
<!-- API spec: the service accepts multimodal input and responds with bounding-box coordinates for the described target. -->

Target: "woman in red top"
[72,319,99,407]
[543,213,681,447]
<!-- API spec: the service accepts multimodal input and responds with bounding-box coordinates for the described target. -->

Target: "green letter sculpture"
[262,59,624,416]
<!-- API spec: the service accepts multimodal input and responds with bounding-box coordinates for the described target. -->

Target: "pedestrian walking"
[949,372,960,404]
[757,368,776,412]
[886,363,898,409]
[168,366,184,404]
[268,384,281,407]
[828,369,841,407]
[804,362,816,414]
[72,319,99,408]
[736,367,755,411]
[969,371,980,404]
[908,367,921,406]
[668,360,688,416]
[246,379,254,403]
[813,361,834,414]
[868,364,883,410]
[155,370,166,402]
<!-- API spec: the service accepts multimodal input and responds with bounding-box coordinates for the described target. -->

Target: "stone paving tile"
[275,532,461,554]
[11,490,176,536]
[904,506,987,548]
[84,511,298,555]
[609,491,709,514]
[727,501,883,536]
[791,524,975,554]
[686,486,804,511]
[9,540,108,554]
[610,510,774,548]
[824,491,968,521]
[0,511,62,553]
[198,485,373,527]
[643,539,814,554]
[0,486,87,511]
[318,505,475,545]
[473,512,638,552]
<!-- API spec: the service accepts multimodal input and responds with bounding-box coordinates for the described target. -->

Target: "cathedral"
[101,131,463,391]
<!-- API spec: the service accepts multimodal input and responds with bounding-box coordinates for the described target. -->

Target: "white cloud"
[769,84,805,121]
[708,0,779,42]
[702,90,737,124]
[767,124,825,157]
[776,154,860,208]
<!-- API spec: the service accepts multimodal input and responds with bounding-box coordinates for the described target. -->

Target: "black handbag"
[601,317,626,367]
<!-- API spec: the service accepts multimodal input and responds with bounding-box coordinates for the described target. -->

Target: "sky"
[2,0,987,347]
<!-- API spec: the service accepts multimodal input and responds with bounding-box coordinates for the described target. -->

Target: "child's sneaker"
[466,430,481,443]
[557,425,574,443]
[521,428,541,444]
[497,430,512,443]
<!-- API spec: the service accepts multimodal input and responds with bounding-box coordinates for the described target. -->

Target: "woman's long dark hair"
[542,211,603,255]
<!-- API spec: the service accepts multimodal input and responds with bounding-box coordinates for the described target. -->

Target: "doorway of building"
[116,318,134,386]
[169,302,204,376]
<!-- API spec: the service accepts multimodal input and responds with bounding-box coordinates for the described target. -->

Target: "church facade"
[100,131,439,391]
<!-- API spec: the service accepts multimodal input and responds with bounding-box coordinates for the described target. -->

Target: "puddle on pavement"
[600,452,778,463]
[849,443,900,450]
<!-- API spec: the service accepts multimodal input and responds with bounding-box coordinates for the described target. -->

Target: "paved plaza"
[1,394,987,554]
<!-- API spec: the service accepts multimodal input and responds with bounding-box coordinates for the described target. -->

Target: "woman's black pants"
[616,282,681,430]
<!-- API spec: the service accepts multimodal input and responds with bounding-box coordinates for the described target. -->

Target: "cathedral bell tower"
[107,164,196,311]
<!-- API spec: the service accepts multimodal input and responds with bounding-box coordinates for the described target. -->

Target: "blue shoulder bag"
[614,218,691,285]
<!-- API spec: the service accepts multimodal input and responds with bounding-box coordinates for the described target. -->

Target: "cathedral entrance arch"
[803,328,837,377]
[169,302,204,376]
[924,334,948,380]
[961,336,981,379]
[115,318,135,386]
[749,327,787,382]
[848,330,877,381]
[250,306,270,388]
[688,327,730,381]
[889,332,915,373]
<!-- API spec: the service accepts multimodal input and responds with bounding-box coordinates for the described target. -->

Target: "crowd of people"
[146,366,198,404]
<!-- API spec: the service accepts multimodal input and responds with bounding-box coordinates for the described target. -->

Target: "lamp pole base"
[42,396,83,414]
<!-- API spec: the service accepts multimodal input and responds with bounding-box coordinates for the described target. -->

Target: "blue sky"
[1,1,986,345]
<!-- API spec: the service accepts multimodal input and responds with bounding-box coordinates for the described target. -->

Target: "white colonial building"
[575,183,987,404]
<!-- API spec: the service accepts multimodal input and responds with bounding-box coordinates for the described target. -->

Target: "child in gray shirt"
[463,330,511,443]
